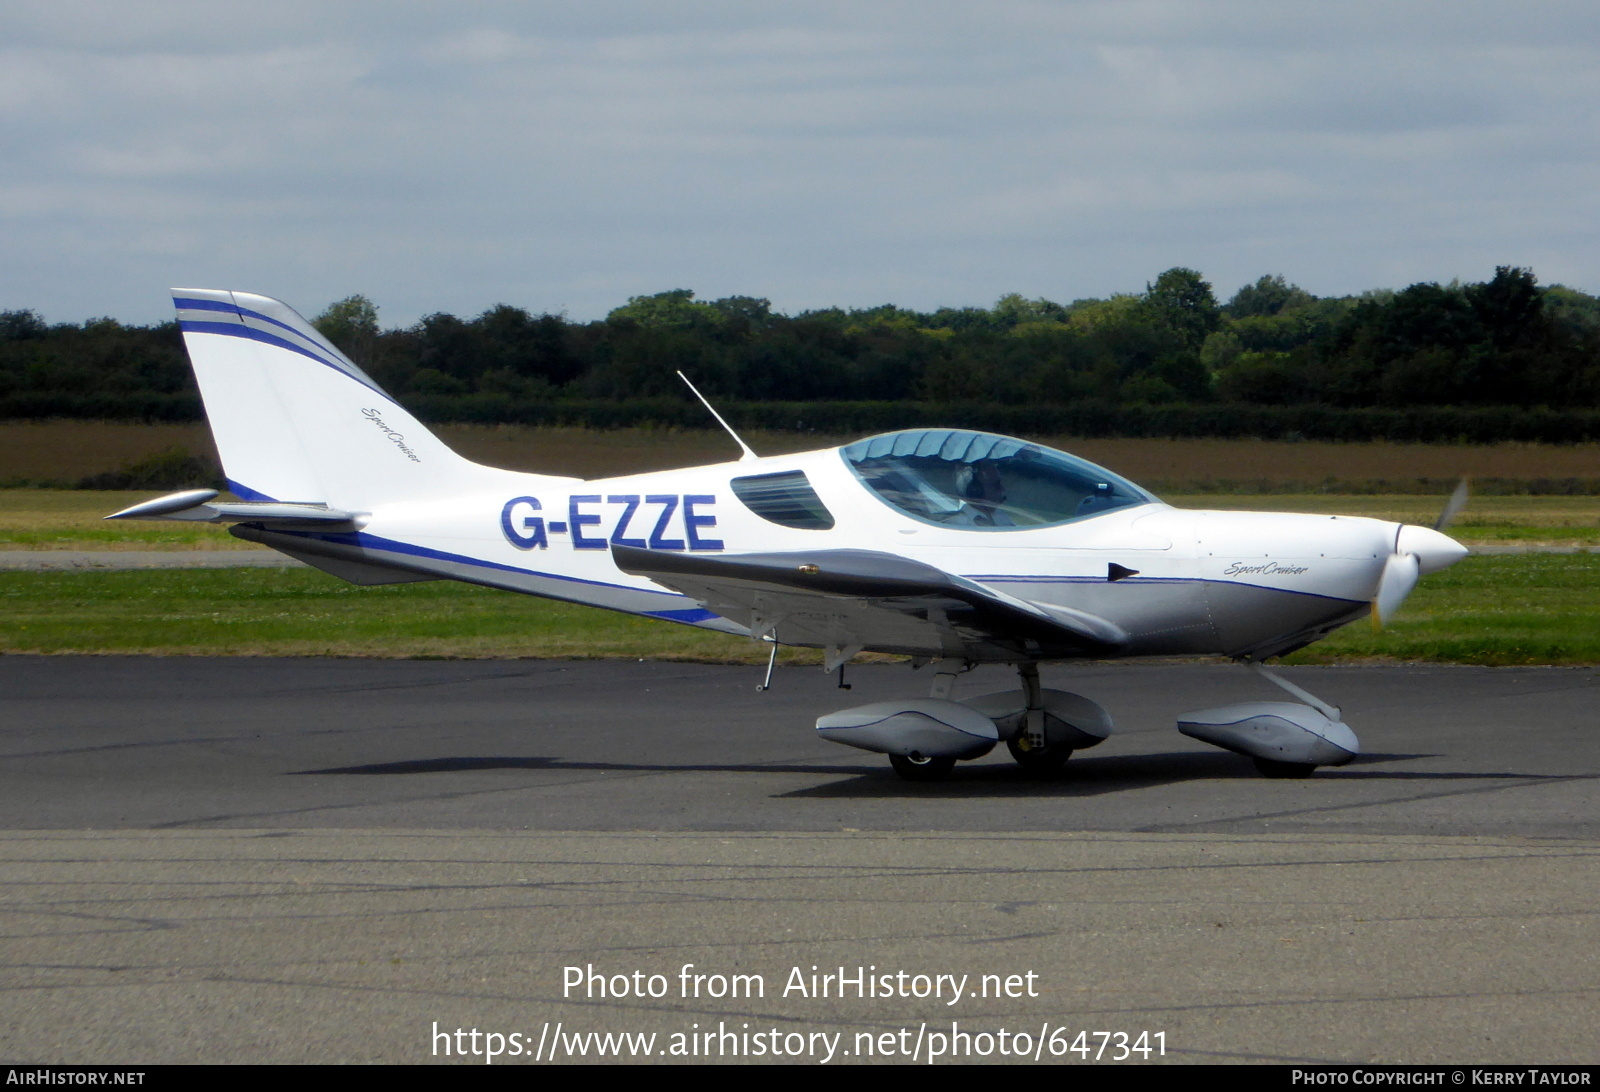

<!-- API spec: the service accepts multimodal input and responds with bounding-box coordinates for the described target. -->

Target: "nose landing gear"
[1178,662,1359,778]
[889,752,958,781]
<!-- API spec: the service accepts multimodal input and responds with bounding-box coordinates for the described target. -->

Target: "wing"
[611,544,1129,662]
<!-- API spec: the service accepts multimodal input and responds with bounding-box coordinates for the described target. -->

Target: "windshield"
[840,429,1154,530]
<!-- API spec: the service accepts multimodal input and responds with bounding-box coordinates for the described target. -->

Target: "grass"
[1164,494,1600,544]
[5,422,1600,547]
[7,419,1600,487]
[1285,553,1600,665]
[0,490,254,550]
[0,568,792,660]
[3,556,1598,665]
[0,421,845,485]
[0,421,220,485]
[5,488,1598,551]
[8,424,1594,665]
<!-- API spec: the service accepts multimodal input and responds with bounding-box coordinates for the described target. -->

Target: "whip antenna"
[677,370,758,461]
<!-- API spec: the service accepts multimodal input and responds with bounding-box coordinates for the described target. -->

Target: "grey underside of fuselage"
[986,577,1367,660]
[1201,580,1369,657]
[234,526,750,636]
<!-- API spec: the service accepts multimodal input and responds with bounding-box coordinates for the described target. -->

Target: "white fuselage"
[258,444,1461,663]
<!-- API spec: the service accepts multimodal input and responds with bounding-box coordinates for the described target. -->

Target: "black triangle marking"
[1108,563,1140,582]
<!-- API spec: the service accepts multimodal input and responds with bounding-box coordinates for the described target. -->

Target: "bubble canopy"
[839,429,1156,530]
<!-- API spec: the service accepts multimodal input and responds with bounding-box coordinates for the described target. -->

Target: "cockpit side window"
[731,469,836,530]
[840,429,1153,530]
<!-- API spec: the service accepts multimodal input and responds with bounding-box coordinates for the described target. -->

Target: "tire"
[1253,757,1317,779]
[1005,736,1073,776]
[889,752,957,782]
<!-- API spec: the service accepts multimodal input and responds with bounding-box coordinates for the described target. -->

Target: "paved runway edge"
[0,549,302,570]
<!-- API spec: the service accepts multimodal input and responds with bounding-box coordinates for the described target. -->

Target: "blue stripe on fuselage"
[271,527,695,601]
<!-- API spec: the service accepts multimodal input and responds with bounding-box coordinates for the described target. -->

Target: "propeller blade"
[1434,478,1469,532]
[1372,551,1420,629]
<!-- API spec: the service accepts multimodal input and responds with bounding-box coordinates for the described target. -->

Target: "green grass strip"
[1286,553,1600,665]
[3,556,1599,664]
[0,568,781,661]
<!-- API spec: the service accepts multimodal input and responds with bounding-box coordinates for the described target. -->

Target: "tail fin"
[172,290,497,508]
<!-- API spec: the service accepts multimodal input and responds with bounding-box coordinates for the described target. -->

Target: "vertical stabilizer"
[172,290,486,509]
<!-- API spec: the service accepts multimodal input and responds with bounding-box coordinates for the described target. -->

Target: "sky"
[5,1,1600,327]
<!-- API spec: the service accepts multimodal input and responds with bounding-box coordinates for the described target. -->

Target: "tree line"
[5,267,1600,437]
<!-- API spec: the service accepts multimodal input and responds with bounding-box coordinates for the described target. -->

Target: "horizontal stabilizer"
[106,489,363,528]
[103,489,220,519]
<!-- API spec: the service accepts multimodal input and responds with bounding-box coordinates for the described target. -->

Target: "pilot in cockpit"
[960,459,1013,526]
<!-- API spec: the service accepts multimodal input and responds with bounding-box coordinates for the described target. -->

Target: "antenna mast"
[677,371,758,462]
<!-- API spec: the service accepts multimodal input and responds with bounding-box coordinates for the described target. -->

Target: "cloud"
[2,1,1599,324]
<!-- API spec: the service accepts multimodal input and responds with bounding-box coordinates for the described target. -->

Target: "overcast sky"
[5,1,1599,326]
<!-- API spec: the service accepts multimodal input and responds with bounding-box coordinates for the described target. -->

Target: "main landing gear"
[888,753,958,782]
[1002,663,1074,776]
[810,654,1360,782]
[813,660,1114,782]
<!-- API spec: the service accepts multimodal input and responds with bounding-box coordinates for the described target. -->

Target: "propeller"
[1435,477,1470,532]
[1371,479,1469,631]
[1371,550,1420,630]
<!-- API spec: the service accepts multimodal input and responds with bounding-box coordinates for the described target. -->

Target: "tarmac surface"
[0,549,304,570]
[2,657,1597,1064]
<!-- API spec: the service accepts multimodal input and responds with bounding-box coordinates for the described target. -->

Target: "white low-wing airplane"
[111,290,1469,780]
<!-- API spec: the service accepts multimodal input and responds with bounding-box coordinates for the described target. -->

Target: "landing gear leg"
[755,638,778,692]
[1244,660,1341,721]
[1005,662,1072,775]
[1239,661,1349,779]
